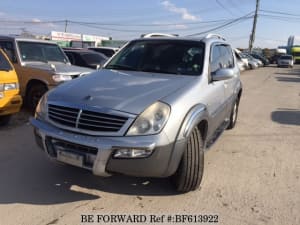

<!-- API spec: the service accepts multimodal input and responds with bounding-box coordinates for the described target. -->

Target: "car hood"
[24,62,94,75]
[48,69,194,114]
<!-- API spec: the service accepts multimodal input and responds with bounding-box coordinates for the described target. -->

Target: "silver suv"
[31,34,242,192]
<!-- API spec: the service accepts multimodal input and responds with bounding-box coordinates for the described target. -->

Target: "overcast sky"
[0,0,299,48]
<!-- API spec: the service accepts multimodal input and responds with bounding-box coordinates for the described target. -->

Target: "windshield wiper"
[105,64,136,71]
[140,68,176,75]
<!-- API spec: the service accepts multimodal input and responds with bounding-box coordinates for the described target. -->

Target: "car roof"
[132,34,228,46]
[0,35,57,44]
[63,48,108,58]
[88,46,119,50]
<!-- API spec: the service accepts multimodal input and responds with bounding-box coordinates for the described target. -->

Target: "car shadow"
[275,77,300,83]
[275,71,300,76]
[275,69,300,83]
[271,108,300,126]
[0,125,179,206]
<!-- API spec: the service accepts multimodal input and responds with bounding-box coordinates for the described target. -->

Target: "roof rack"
[205,33,226,41]
[141,33,178,38]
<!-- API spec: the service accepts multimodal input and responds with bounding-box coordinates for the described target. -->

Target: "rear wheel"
[26,84,47,111]
[0,115,11,126]
[173,126,204,192]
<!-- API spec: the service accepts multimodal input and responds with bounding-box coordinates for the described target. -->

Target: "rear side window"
[0,41,16,63]
[0,51,13,71]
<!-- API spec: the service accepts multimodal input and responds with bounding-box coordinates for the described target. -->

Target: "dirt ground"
[0,65,299,225]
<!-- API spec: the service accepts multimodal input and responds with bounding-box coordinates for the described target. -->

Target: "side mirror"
[212,68,234,81]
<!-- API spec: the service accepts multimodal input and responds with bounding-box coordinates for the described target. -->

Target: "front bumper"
[31,118,185,177]
[0,94,22,116]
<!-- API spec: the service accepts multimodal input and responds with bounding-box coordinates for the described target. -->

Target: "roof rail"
[141,33,178,38]
[205,33,226,41]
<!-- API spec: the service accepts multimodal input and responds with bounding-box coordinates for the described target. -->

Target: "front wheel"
[26,84,47,111]
[172,126,204,192]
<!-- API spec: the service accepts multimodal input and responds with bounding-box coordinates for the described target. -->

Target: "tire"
[26,84,47,111]
[227,98,239,130]
[173,126,204,192]
[0,115,11,126]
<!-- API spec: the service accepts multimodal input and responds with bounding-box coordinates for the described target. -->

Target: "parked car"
[241,53,258,69]
[31,34,242,192]
[244,53,263,67]
[250,53,269,66]
[88,47,119,58]
[234,51,248,71]
[234,49,249,69]
[0,36,94,109]
[64,48,108,69]
[0,49,22,125]
[277,54,293,68]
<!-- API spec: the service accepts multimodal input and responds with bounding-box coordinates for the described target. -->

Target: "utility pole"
[249,0,260,51]
[64,20,68,33]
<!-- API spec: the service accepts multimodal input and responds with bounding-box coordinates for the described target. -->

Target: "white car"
[277,55,293,68]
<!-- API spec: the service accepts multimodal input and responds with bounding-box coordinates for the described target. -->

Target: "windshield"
[105,40,205,76]
[17,41,69,63]
[82,53,108,65]
[280,55,292,60]
[0,50,13,71]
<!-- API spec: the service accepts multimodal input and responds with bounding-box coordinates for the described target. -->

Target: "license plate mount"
[57,150,84,167]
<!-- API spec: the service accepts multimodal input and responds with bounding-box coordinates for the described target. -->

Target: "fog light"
[113,148,153,158]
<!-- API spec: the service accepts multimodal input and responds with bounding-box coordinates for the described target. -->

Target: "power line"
[259,9,300,17]
[186,11,254,37]
[215,0,237,16]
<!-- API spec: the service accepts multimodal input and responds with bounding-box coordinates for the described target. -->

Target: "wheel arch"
[163,104,209,177]
[25,79,48,98]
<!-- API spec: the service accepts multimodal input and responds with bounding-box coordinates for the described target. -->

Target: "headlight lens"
[0,84,3,99]
[35,93,48,120]
[126,101,170,136]
[52,74,72,82]
[4,82,18,90]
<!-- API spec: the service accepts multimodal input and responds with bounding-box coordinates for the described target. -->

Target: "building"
[50,31,110,47]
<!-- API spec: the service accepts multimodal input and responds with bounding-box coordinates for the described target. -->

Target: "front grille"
[48,104,128,133]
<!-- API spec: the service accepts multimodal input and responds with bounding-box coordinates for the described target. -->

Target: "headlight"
[52,74,72,82]
[35,93,48,120]
[80,72,91,77]
[0,84,3,99]
[126,101,170,136]
[4,82,19,90]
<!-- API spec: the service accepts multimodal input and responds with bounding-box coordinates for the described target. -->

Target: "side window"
[0,50,13,71]
[0,41,17,63]
[210,45,222,74]
[65,52,75,64]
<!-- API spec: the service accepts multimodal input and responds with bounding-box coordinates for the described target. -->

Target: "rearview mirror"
[212,68,234,81]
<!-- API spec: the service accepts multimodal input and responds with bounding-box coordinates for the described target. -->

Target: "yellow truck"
[0,49,22,125]
[291,46,300,63]
[0,36,93,110]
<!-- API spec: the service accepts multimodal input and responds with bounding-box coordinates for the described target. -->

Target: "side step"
[205,120,229,150]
